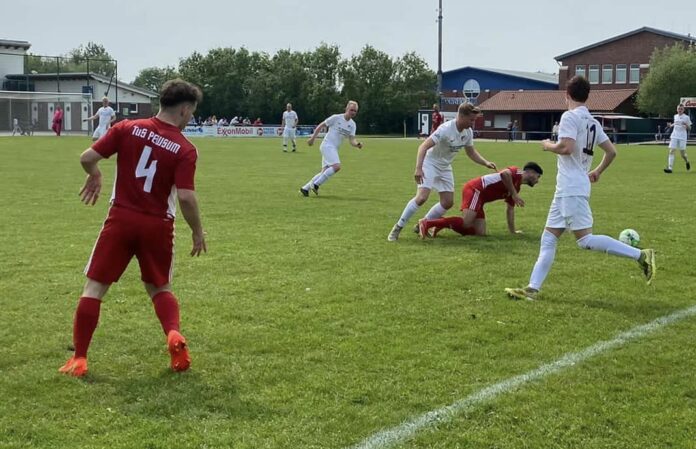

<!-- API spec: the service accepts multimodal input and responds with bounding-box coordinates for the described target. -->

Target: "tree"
[25,42,116,77]
[132,66,180,93]
[637,44,696,116]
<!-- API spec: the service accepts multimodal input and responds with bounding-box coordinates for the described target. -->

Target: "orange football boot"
[59,356,88,377]
[167,330,191,372]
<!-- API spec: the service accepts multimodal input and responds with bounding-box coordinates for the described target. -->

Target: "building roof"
[555,26,696,61]
[478,89,637,113]
[5,72,158,98]
[0,39,31,50]
[443,66,558,85]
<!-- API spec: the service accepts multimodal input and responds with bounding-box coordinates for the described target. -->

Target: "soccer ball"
[619,229,640,247]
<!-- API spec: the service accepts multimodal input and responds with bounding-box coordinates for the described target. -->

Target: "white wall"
[0,49,25,81]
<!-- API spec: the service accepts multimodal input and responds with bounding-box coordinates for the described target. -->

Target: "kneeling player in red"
[418,162,543,238]
[59,79,207,377]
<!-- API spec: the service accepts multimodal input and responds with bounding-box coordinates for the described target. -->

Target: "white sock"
[424,202,448,220]
[303,173,322,190]
[668,153,675,169]
[283,136,288,146]
[529,230,558,291]
[396,198,420,228]
[576,234,641,259]
[313,167,336,186]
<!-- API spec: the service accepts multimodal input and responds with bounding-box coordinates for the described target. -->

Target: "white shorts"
[93,125,109,139]
[419,158,454,192]
[320,145,340,166]
[283,127,296,139]
[669,138,687,150]
[545,196,593,231]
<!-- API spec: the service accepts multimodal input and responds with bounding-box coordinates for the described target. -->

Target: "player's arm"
[414,137,436,184]
[506,203,520,234]
[349,135,363,149]
[281,115,286,128]
[542,137,574,155]
[588,140,616,183]
[78,148,104,205]
[83,113,98,122]
[307,121,326,146]
[500,169,524,207]
[464,145,497,170]
[109,112,116,125]
[177,189,207,257]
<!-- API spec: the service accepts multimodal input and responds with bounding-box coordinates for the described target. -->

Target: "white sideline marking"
[348,304,696,449]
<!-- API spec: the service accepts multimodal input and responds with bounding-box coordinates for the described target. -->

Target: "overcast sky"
[3,0,696,83]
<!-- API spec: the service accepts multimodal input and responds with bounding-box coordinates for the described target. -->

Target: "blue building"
[440,66,558,109]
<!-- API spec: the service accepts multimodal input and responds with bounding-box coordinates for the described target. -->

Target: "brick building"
[478,27,696,139]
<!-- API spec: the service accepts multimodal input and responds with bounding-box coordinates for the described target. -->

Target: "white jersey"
[97,106,115,128]
[555,105,609,198]
[426,119,474,169]
[283,110,298,128]
[670,113,692,140]
[320,113,356,150]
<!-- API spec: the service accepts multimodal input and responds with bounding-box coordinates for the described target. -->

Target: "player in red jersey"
[431,103,443,134]
[59,79,206,377]
[418,162,543,238]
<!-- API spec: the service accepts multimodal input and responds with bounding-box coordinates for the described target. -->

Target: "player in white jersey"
[387,103,496,242]
[505,76,656,301]
[12,117,22,136]
[282,103,299,152]
[299,101,363,196]
[664,104,691,173]
[84,97,116,141]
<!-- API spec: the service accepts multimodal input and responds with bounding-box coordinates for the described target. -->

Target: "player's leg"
[61,211,135,376]
[423,167,454,221]
[282,128,289,151]
[679,146,690,171]
[388,187,431,241]
[290,129,297,151]
[506,197,566,300]
[137,215,191,372]
[665,144,676,173]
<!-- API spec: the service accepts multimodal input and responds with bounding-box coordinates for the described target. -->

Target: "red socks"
[152,291,181,335]
[431,216,477,236]
[73,297,102,358]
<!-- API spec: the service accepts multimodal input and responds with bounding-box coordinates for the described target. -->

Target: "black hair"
[523,162,543,175]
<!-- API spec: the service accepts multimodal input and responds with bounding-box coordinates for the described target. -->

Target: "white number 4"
[135,145,158,193]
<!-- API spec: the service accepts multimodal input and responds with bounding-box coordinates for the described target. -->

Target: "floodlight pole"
[437,0,443,107]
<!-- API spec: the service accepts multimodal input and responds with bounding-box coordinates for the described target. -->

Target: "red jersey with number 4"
[92,117,197,219]
[467,166,522,205]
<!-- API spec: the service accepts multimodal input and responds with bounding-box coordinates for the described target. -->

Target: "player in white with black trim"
[664,103,691,173]
[84,97,116,141]
[299,101,363,196]
[505,76,656,301]
[282,103,299,152]
[387,103,496,241]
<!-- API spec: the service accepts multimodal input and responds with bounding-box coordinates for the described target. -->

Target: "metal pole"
[56,56,60,92]
[115,60,118,116]
[437,0,443,106]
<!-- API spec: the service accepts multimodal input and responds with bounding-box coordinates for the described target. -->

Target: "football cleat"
[638,248,656,285]
[663,168,673,173]
[59,356,88,377]
[504,287,538,301]
[167,330,191,372]
[687,161,691,171]
[311,184,319,196]
[387,224,402,242]
[299,188,309,197]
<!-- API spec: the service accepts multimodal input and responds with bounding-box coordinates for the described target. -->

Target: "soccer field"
[1,136,695,449]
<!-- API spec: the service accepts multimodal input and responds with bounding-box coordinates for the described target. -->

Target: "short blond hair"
[347,100,359,109]
[458,103,480,116]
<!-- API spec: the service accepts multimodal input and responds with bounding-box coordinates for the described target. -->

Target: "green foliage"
[132,66,180,93]
[637,43,696,116]
[25,41,116,77]
[1,136,695,448]
[138,44,435,132]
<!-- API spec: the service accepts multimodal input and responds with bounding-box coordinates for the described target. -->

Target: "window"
[616,64,627,84]
[588,65,599,84]
[629,64,640,83]
[575,64,586,78]
[494,114,511,129]
[602,64,613,84]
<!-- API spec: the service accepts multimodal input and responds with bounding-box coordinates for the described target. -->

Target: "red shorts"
[85,206,175,287]
[460,184,486,219]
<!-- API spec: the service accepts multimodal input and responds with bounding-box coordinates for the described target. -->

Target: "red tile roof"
[478,89,637,113]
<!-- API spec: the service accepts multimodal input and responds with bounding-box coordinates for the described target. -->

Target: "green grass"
[0,135,695,449]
